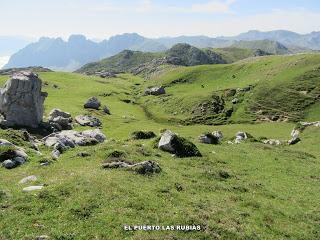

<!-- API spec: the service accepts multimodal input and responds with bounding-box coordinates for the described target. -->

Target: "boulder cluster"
[0,139,28,169]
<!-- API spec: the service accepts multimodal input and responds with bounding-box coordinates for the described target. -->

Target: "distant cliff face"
[3,34,167,71]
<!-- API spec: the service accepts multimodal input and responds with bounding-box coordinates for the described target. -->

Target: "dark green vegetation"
[0,53,319,239]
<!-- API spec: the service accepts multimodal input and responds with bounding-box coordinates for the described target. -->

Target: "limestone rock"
[19,175,37,184]
[262,139,282,146]
[22,186,43,192]
[288,137,301,145]
[43,129,106,159]
[84,97,101,109]
[158,130,202,157]
[2,160,16,169]
[102,160,161,175]
[75,115,102,127]
[0,71,47,128]
[235,132,248,144]
[144,86,166,96]
[158,130,176,152]
[48,108,72,130]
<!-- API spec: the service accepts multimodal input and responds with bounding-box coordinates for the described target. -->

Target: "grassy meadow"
[0,54,319,239]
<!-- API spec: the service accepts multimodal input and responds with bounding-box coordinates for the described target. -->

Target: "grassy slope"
[141,54,320,124]
[0,59,319,239]
[211,47,259,63]
[77,50,164,74]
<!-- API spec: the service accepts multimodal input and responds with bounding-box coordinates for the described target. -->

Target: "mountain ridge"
[4,30,320,71]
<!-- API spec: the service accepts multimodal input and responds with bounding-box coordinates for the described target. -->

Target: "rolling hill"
[76,44,273,75]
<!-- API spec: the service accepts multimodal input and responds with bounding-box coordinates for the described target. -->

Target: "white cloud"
[191,0,236,13]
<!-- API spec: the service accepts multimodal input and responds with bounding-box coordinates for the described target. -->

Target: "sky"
[0,0,320,39]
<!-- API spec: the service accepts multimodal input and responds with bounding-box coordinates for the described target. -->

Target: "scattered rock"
[131,131,156,140]
[300,121,320,127]
[1,145,28,169]
[96,71,116,78]
[0,71,47,128]
[0,139,14,147]
[288,137,301,145]
[224,89,236,97]
[102,160,161,175]
[2,160,16,169]
[262,139,282,146]
[43,129,106,159]
[231,98,239,104]
[291,129,300,137]
[36,235,49,240]
[75,115,102,127]
[199,131,223,144]
[103,106,111,115]
[19,175,37,184]
[84,97,101,110]
[48,108,72,130]
[22,186,43,192]
[158,130,202,157]
[235,132,248,144]
[144,86,166,96]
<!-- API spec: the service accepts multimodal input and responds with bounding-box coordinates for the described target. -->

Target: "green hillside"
[231,40,290,55]
[76,44,273,76]
[77,50,164,74]
[212,47,271,63]
[141,54,320,125]
[0,53,319,239]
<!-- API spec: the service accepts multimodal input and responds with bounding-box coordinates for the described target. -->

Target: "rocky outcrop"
[48,108,73,130]
[199,131,223,144]
[75,115,102,127]
[102,160,161,175]
[43,129,106,159]
[0,71,47,128]
[158,130,202,157]
[84,97,101,110]
[144,86,166,96]
[262,139,282,145]
[0,140,28,169]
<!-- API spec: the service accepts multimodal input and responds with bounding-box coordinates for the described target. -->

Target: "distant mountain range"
[3,30,320,71]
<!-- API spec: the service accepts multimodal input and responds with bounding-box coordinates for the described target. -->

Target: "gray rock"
[51,149,60,160]
[48,108,72,130]
[75,115,102,127]
[22,186,43,192]
[158,130,176,152]
[2,160,16,169]
[288,137,301,145]
[14,149,28,159]
[235,131,247,144]
[81,129,106,143]
[213,131,223,141]
[0,71,47,128]
[144,86,166,96]
[103,106,111,115]
[291,129,300,137]
[36,235,49,240]
[43,129,106,159]
[13,156,26,165]
[19,175,37,184]
[84,97,101,109]
[231,98,239,104]
[102,160,161,175]
[262,139,282,146]
[0,139,14,147]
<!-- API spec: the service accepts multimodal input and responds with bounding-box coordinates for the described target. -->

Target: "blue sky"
[1,0,320,39]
